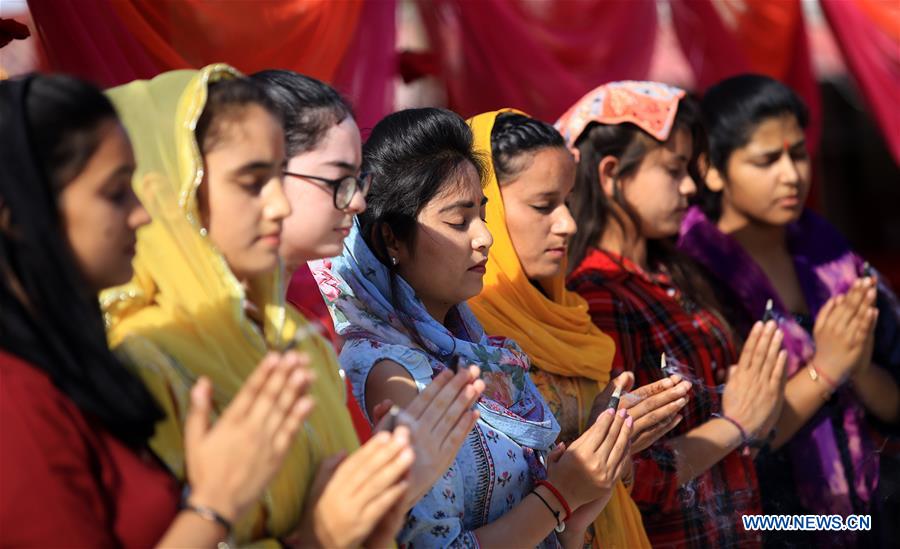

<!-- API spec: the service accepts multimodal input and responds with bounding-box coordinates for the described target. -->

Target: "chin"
[459,280,485,302]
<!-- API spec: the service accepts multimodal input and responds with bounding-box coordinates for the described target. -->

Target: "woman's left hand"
[621,374,691,453]
[588,372,691,454]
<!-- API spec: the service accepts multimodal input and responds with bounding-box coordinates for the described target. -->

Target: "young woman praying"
[467,109,699,548]
[560,81,787,548]
[314,107,635,547]
[680,73,898,546]
[0,74,313,547]
[101,65,414,547]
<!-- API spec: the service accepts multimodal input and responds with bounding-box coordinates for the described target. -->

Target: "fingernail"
[604,407,615,416]
[677,397,687,405]
[290,369,305,385]
[617,408,628,418]
[625,415,633,427]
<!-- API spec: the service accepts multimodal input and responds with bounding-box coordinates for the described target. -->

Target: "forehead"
[502,147,575,195]
[291,117,361,164]
[208,104,284,154]
[422,161,483,212]
[741,114,804,152]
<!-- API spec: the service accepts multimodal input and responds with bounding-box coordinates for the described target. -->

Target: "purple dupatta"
[678,206,878,519]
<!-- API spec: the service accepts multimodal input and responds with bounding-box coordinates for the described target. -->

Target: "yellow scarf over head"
[467,110,649,549]
[101,65,358,545]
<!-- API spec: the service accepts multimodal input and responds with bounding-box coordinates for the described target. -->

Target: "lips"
[468,259,488,273]
[335,226,352,236]
[259,233,281,246]
[777,195,801,207]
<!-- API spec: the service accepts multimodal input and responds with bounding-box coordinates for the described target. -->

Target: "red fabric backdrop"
[27,0,396,133]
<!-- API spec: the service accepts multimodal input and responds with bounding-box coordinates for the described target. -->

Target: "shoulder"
[0,351,94,464]
[0,352,85,428]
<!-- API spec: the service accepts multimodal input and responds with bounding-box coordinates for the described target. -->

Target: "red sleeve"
[0,365,116,547]
[629,441,684,513]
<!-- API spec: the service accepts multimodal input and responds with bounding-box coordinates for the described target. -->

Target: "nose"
[344,186,367,215]
[777,153,801,186]
[472,217,494,253]
[127,188,151,230]
[552,204,577,237]
[264,176,292,221]
[680,174,697,198]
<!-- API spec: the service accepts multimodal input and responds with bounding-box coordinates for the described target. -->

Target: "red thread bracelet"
[535,480,572,521]
[809,362,840,392]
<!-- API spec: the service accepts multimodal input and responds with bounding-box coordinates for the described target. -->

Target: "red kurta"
[0,350,179,547]
[568,249,762,549]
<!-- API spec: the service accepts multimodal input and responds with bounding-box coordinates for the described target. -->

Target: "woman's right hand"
[812,278,878,383]
[184,351,316,524]
[546,405,633,510]
[291,428,415,548]
[588,372,690,454]
[371,366,485,508]
[721,321,787,438]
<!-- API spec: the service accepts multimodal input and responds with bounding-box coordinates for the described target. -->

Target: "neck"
[597,219,648,270]
[718,204,788,258]
[421,298,453,328]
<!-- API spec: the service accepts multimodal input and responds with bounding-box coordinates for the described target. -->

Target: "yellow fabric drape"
[101,65,358,545]
[467,110,650,549]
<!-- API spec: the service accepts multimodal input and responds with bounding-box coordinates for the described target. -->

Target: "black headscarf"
[0,75,162,449]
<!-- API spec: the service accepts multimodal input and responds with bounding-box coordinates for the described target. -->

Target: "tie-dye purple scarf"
[678,206,879,520]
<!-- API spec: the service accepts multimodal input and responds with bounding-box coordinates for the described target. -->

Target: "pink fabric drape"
[417,0,657,122]
[820,0,900,164]
[27,0,396,133]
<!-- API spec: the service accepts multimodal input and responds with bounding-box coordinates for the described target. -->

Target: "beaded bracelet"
[711,412,749,447]
[808,362,839,400]
[183,501,233,535]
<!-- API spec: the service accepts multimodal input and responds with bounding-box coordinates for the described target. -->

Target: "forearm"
[671,418,743,485]
[771,366,833,449]
[852,364,900,423]
[473,485,560,547]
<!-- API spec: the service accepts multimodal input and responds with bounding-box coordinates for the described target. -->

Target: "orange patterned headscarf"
[555,81,686,149]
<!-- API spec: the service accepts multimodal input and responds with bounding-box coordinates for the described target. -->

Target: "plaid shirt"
[568,249,762,549]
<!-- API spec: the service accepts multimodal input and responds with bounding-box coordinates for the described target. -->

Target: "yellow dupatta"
[467,111,649,549]
[101,65,359,545]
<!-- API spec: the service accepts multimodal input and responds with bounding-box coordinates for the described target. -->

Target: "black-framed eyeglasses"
[282,171,371,210]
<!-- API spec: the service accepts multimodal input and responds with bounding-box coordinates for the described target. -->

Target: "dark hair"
[195,76,281,153]
[490,112,565,182]
[0,74,163,448]
[566,96,726,318]
[698,74,809,219]
[568,96,705,270]
[360,108,484,349]
[250,69,353,157]
[359,107,485,265]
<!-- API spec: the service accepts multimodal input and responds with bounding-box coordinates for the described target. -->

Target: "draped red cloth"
[27,0,396,133]
[669,0,821,152]
[820,0,900,164]
[416,0,657,122]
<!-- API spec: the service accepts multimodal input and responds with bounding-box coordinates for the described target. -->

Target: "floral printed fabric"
[310,222,560,547]
[554,81,685,149]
